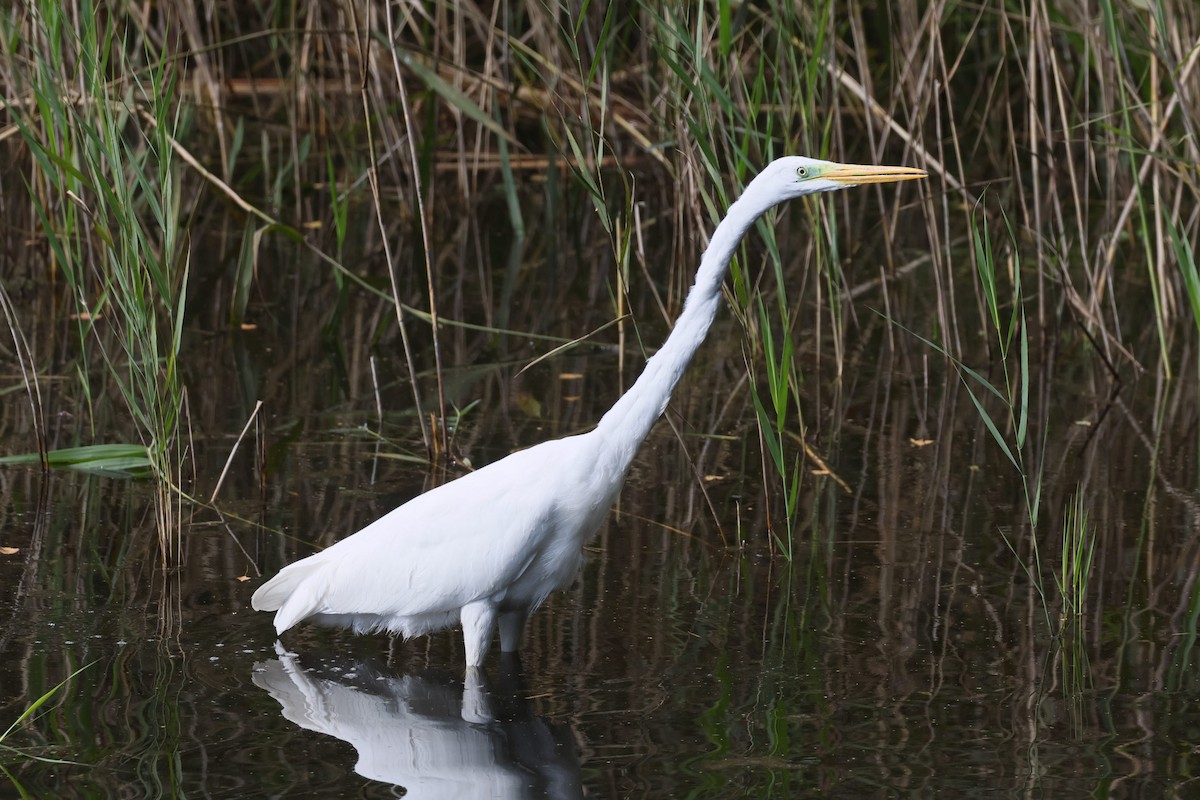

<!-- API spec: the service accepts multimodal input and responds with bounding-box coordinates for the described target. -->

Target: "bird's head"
[748,156,926,203]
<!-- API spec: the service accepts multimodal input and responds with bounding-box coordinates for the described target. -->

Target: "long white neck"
[592,181,783,476]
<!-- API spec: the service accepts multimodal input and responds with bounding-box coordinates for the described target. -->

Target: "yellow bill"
[822,163,927,185]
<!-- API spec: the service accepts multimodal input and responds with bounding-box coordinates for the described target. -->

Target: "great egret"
[252,156,925,668]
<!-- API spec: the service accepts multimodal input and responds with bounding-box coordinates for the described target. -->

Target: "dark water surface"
[3,220,1200,798]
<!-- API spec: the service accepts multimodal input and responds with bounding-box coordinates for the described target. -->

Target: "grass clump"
[1057,489,1096,625]
[3,1,190,551]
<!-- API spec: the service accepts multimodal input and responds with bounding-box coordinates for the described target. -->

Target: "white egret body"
[252,157,924,667]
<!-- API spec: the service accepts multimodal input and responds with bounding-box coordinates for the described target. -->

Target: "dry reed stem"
[385,6,449,458]
[349,2,432,454]
[210,400,264,505]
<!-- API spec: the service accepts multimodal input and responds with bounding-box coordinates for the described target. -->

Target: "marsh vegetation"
[1,0,1199,796]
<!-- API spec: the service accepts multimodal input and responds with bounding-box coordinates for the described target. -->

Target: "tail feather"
[251,557,330,634]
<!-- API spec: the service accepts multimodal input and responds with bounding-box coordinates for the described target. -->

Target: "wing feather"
[252,436,590,632]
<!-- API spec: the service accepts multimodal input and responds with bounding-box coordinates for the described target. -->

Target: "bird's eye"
[796,166,808,179]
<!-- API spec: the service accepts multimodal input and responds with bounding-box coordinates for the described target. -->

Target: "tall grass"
[3,1,189,553]
[911,203,1056,625]
[0,0,1197,560]
[1057,490,1096,624]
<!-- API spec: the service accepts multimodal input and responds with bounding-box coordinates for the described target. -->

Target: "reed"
[0,0,1197,560]
[902,203,1059,624]
[1057,489,1096,623]
[3,1,189,553]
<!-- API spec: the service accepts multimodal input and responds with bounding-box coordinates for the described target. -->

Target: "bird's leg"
[498,607,529,653]
[461,600,498,667]
[461,665,496,724]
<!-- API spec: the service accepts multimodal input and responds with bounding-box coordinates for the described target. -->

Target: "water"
[3,213,1199,798]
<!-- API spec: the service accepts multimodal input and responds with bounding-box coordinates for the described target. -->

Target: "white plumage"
[252,156,925,668]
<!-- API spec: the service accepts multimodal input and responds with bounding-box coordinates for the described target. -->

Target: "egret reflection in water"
[252,643,582,799]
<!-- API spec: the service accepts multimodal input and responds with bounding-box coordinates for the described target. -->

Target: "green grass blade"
[1,661,96,744]
[959,375,1019,470]
[391,46,517,147]
[0,444,152,476]
[1016,311,1029,450]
